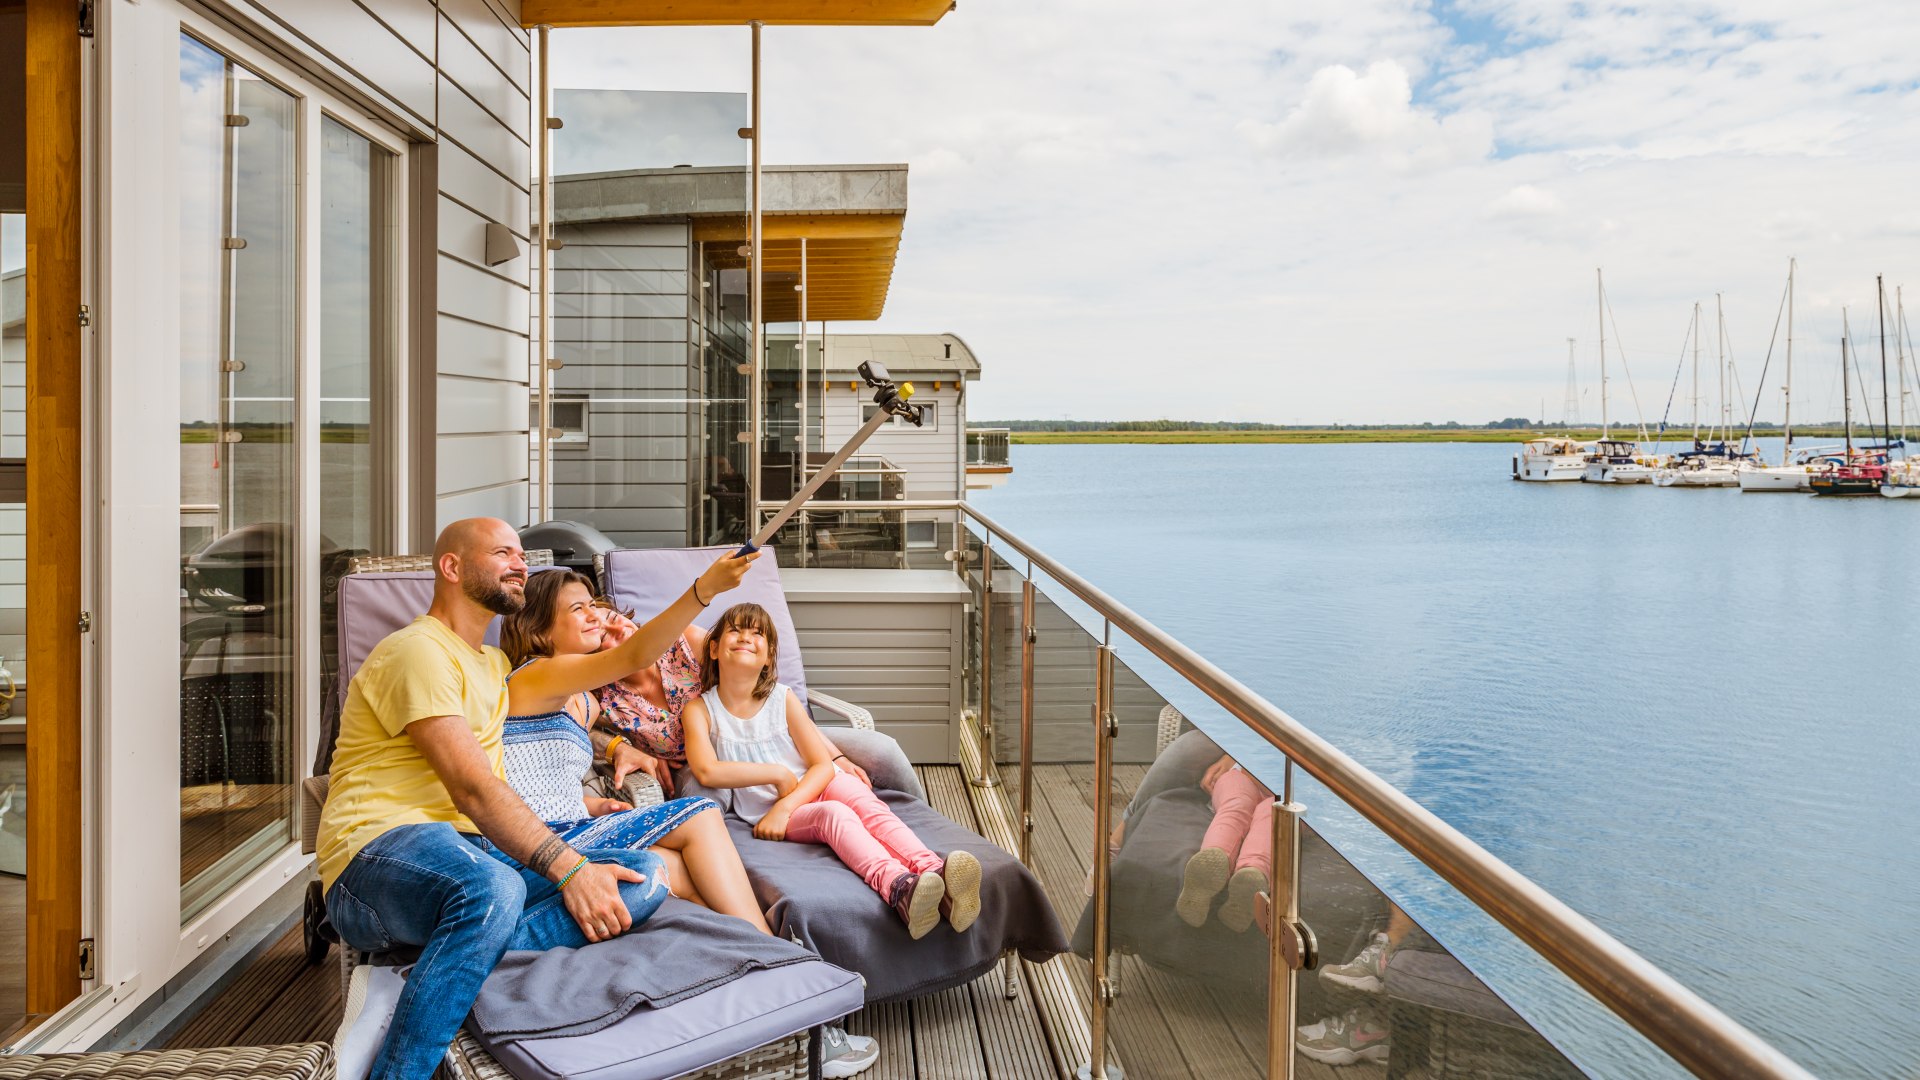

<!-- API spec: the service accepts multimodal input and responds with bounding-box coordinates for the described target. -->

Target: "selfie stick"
[738,360,925,555]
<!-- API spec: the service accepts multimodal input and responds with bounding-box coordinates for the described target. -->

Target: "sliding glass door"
[177,35,299,919]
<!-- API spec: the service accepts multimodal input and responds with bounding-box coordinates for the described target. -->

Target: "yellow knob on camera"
[899,381,915,399]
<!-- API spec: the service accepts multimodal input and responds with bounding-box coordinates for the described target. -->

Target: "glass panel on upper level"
[544,75,751,549]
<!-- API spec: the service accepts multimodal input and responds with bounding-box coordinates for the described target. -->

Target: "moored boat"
[1583,439,1660,483]
[1514,437,1594,481]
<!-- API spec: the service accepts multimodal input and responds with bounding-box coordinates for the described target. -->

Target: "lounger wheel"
[302,879,335,966]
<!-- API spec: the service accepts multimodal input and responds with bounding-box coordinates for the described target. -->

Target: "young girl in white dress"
[681,603,982,940]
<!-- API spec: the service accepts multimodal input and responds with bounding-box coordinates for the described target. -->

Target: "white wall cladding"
[433,0,532,533]
[821,384,962,500]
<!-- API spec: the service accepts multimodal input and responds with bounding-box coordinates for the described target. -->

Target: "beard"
[464,573,526,616]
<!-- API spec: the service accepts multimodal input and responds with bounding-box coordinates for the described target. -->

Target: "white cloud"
[548,2,1920,424]
[1489,184,1565,218]
[1240,60,1493,171]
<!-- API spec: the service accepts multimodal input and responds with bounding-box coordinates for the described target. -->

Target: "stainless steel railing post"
[1266,759,1309,1079]
[1078,634,1121,1080]
[971,535,1001,787]
[1019,574,1036,868]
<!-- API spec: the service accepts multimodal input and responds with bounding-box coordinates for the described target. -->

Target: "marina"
[0,2,1902,1080]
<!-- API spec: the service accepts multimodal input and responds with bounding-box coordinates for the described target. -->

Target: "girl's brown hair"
[701,602,779,700]
[499,569,599,667]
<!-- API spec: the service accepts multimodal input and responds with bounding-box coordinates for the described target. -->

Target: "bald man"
[315,519,720,1080]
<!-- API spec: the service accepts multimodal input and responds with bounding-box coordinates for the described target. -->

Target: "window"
[905,520,937,549]
[542,396,589,446]
[863,401,937,430]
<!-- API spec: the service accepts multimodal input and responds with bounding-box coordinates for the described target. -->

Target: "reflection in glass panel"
[179,36,297,919]
[543,87,751,549]
[0,205,25,1034]
[1295,820,1587,1077]
[319,117,389,744]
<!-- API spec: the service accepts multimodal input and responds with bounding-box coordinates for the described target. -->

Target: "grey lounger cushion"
[723,790,1070,1004]
[468,900,865,1080]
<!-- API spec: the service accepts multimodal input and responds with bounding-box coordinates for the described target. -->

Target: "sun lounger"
[303,553,863,1079]
[599,546,1070,1003]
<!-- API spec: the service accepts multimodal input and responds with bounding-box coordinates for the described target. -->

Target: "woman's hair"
[499,569,599,667]
[701,602,779,700]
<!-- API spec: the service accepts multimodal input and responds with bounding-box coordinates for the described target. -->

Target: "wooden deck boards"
[156,755,1368,1078]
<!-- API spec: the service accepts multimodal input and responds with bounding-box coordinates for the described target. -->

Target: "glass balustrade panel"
[545,76,750,549]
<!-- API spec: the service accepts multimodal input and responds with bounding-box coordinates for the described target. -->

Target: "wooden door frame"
[25,0,84,1017]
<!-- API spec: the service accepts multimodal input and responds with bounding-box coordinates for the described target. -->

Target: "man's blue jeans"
[325,823,669,1080]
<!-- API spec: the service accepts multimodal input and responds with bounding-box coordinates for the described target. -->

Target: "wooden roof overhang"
[694,212,902,322]
[521,0,953,28]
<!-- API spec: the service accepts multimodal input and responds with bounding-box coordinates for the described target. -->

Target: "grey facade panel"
[439,432,531,494]
[554,290,688,321]
[439,256,530,335]
[557,245,690,273]
[786,575,967,764]
[553,268,689,297]
[438,313,529,384]
[549,481,688,509]
[368,0,439,64]
[437,480,530,529]
[439,140,531,239]
[437,74,532,192]
[552,315,686,344]
[435,11,530,135]
[439,0,532,96]
[437,195,529,285]
[549,457,691,486]
[438,374,529,434]
[238,0,436,127]
[585,409,689,439]
[552,362,690,393]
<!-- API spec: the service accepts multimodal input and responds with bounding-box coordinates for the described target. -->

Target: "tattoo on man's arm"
[590,727,614,752]
[528,834,570,877]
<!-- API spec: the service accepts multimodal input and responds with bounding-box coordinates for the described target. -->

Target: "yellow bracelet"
[556,856,589,891]
[605,734,626,763]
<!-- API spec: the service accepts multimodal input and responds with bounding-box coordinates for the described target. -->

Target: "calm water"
[971,441,1920,1080]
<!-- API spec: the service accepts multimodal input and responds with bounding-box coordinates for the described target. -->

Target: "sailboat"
[1742,260,1817,492]
[1810,304,1890,496]
[1883,289,1920,497]
[1655,294,1753,487]
[1583,269,1659,483]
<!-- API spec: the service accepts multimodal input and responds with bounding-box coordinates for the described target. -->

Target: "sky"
[549,2,1920,425]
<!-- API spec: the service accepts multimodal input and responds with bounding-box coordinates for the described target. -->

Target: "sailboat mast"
[1692,302,1701,443]
[1716,294,1727,443]
[1783,258,1794,465]
[1880,275,1894,454]
[1597,269,1609,438]
[1900,286,1911,447]
[1843,312,1854,457]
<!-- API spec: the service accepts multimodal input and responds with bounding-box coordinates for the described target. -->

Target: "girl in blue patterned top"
[498,563,773,934]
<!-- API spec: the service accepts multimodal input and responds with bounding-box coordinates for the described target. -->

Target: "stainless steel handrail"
[954,503,1813,1080]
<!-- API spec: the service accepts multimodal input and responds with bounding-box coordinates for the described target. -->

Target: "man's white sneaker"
[819,1024,880,1078]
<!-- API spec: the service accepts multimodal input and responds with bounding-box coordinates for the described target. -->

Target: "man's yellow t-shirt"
[315,615,513,891]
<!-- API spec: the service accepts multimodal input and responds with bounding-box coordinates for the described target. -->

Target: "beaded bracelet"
[555,856,590,891]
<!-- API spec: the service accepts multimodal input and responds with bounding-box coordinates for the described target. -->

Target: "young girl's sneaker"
[1319,931,1392,993]
[1217,865,1268,933]
[1175,847,1231,927]
[888,871,945,939]
[818,1024,880,1078]
[939,850,982,932]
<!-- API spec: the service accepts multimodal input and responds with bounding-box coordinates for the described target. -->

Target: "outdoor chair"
[597,546,1069,1004]
[299,552,865,1080]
